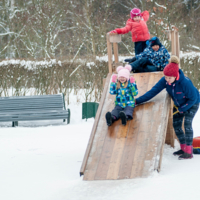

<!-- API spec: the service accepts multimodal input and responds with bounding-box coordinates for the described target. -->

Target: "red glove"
[111,74,117,83]
[130,76,135,83]
[109,30,117,34]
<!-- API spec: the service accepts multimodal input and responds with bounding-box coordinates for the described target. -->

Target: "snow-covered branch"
[155,2,167,9]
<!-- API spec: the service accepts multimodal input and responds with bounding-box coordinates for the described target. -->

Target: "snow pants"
[111,105,134,120]
[134,41,147,55]
[130,58,159,73]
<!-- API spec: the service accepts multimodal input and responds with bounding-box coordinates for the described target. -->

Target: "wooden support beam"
[106,34,121,73]
[113,43,119,63]
[107,33,113,74]
[165,99,175,147]
[175,31,180,58]
[171,30,176,56]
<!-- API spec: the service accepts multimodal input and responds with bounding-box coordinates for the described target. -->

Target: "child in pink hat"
[105,65,138,126]
[109,8,150,55]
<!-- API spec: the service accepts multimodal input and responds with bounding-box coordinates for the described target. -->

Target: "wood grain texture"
[80,73,111,177]
[81,72,174,180]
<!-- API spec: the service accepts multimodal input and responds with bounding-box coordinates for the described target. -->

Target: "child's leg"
[123,106,134,120]
[130,58,149,72]
[105,106,122,126]
[144,65,158,72]
[111,105,123,119]
[135,41,147,55]
[119,106,134,126]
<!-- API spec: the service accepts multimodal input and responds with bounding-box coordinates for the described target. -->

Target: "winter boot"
[105,112,115,126]
[178,145,193,160]
[173,144,186,156]
[119,111,127,126]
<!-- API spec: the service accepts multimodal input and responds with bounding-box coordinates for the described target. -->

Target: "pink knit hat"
[130,8,141,19]
[117,65,132,81]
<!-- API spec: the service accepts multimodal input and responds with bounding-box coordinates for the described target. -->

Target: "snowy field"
[0,100,200,200]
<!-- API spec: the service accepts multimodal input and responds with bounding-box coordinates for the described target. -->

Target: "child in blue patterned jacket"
[125,37,170,72]
[105,65,138,126]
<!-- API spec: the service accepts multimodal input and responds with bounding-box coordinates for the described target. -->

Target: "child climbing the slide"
[105,65,138,126]
[109,8,150,55]
[135,56,200,160]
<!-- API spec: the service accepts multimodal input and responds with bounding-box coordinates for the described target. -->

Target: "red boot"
[178,145,193,160]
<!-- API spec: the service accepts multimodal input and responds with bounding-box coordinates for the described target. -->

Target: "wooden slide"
[80,71,175,180]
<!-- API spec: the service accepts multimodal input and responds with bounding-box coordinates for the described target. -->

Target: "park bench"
[0,93,70,127]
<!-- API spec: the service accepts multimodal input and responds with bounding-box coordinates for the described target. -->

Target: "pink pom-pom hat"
[130,8,141,19]
[116,65,132,81]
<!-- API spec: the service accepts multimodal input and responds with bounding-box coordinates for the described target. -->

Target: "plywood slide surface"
[80,72,171,180]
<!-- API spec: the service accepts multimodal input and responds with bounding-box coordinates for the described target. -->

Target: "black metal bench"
[0,94,70,127]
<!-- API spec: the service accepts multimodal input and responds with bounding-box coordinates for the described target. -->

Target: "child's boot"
[178,145,193,160]
[119,111,127,126]
[105,112,115,126]
[173,144,186,156]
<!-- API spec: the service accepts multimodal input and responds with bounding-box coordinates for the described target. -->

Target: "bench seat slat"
[0,110,69,115]
[0,114,69,122]
[0,105,64,109]
[0,94,63,99]
[0,100,64,103]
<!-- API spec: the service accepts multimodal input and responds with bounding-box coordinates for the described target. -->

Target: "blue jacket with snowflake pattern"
[136,45,170,70]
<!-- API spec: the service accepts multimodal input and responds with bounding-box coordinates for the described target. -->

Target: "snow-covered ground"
[0,99,200,200]
[0,52,200,199]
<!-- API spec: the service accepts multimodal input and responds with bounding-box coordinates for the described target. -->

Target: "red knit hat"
[163,56,180,77]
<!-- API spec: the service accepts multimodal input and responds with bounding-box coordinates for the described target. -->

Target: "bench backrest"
[0,94,66,113]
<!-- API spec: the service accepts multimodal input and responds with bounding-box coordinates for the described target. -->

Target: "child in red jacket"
[109,8,150,55]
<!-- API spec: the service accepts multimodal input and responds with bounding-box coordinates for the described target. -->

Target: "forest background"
[0,0,200,102]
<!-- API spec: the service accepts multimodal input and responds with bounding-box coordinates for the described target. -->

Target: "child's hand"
[111,74,117,83]
[130,76,135,83]
[109,30,118,35]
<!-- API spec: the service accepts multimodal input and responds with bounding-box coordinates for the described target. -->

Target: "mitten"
[124,57,136,63]
[124,58,132,63]
[178,107,183,114]
[109,30,117,34]
[111,74,117,83]
[130,76,135,83]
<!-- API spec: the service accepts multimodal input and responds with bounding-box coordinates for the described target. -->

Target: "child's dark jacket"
[136,69,200,112]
